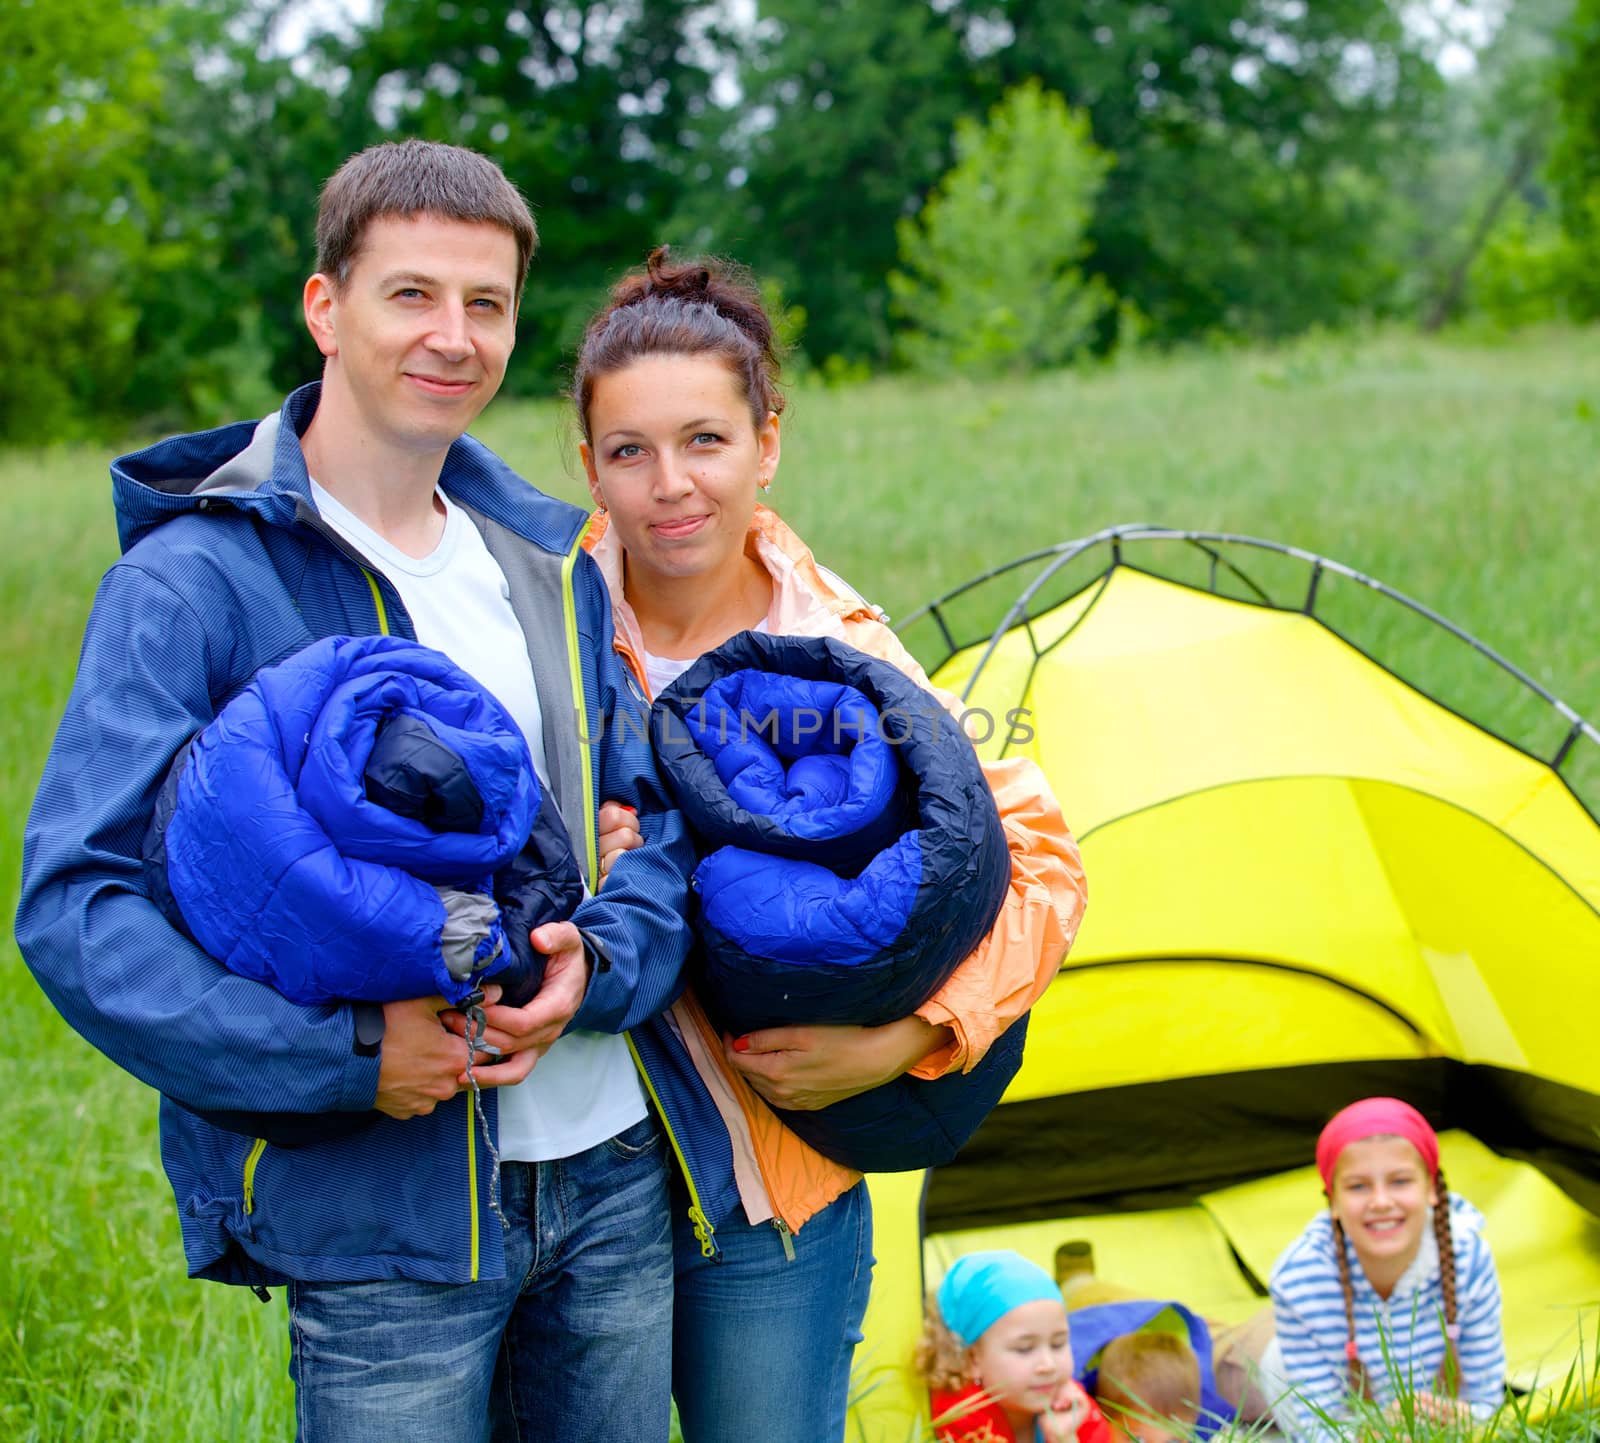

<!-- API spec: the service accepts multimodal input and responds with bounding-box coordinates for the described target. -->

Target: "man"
[16,140,693,1441]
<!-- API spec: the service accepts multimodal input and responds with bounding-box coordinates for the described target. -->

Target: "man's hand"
[375,994,504,1119]
[596,800,642,889]
[725,1016,953,1111]
[440,921,592,1085]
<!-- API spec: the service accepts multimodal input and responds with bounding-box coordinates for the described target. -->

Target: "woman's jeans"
[288,1115,673,1443]
[672,1179,875,1443]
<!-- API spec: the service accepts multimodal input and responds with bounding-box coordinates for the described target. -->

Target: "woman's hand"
[725,1016,953,1111]
[1039,1381,1091,1443]
[595,800,642,889]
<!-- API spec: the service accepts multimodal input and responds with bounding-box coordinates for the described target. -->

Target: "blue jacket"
[15,383,720,1286]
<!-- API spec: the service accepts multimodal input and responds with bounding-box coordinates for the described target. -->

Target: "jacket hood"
[111,382,587,557]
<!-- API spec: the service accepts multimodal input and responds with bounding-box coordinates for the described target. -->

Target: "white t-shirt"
[641,617,771,699]
[309,479,648,1161]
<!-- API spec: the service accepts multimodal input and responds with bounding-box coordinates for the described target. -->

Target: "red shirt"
[931,1382,1113,1443]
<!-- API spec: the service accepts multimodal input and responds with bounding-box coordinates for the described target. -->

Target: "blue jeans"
[671,1180,874,1443]
[287,1115,673,1443]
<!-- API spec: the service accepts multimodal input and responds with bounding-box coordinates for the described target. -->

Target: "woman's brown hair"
[571,246,785,443]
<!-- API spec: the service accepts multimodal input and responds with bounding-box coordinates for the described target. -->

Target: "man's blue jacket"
[15,384,731,1287]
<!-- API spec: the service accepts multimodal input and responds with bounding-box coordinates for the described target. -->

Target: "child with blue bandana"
[917,1250,1114,1443]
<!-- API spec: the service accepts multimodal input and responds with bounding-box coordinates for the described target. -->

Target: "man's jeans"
[288,1115,673,1443]
[671,1178,874,1443]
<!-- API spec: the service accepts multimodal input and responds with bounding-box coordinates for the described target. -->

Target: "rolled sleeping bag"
[143,634,583,1142]
[652,631,1019,1172]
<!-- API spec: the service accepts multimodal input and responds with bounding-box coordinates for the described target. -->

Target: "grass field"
[3,326,1598,1440]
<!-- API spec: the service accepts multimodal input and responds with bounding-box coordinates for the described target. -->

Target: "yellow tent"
[850,528,1600,1437]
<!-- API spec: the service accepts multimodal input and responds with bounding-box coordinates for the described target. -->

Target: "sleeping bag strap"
[461,994,510,1231]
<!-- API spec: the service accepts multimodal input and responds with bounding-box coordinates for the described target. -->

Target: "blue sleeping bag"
[651,631,1019,1172]
[146,633,582,1014]
[1070,1300,1235,1438]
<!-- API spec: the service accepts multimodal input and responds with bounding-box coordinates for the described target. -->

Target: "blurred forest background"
[5,0,1598,441]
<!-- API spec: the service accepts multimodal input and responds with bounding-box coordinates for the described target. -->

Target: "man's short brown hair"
[1095,1330,1202,1426]
[315,139,538,297]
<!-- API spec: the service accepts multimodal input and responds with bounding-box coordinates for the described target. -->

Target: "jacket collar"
[111,382,586,559]
[586,504,878,690]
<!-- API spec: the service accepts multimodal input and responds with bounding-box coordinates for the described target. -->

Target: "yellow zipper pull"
[690,1204,716,1259]
[773,1217,796,1262]
[242,1138,267,1215]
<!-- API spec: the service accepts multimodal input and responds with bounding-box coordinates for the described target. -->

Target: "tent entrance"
[928,1056,1600,1235]
[923,1131,1600,1391]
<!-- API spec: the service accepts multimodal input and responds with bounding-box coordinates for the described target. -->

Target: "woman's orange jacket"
[586,506,1086,1230]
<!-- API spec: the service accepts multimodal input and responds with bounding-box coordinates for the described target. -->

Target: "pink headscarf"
[1315,1097,1439,1193]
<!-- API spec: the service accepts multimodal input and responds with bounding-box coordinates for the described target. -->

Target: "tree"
[1548,0,1600,317]
[889,81,1111,374]
[702,0,1448,361]
[680,0,974,365]
[967,0,1448,340]
[0,0,164,439]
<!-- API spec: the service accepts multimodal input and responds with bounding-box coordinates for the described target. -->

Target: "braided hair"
[571,246,785,443]
[1432,1170,1461,1395]
[1331,1171,1461,1398]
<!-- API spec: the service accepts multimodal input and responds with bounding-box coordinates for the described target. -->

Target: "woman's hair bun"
[573,246,787,438]
[643,246,712,300]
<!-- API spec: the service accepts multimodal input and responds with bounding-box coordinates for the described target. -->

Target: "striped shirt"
[1267,1194,1505,1442]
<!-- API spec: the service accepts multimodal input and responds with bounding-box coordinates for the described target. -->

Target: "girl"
[918,1249,1110,1443]
[1264,1097,1506,1440]
[575,249,1088,1441]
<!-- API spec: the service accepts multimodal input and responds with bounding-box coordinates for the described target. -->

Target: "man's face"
[305,213,519,457]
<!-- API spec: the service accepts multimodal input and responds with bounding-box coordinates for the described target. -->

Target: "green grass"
[4,326,1600,1439]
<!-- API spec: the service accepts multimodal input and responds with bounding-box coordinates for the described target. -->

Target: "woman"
[579,248,1088,1442]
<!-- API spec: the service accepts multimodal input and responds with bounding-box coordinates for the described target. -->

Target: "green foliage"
[0,0,164,441]
[678,0,971,365]
[889,81,1112,376]
[1550,0,1600,318]
[6,0,1590,443]
[1470,198,1590,327]
[700,0,1448,365]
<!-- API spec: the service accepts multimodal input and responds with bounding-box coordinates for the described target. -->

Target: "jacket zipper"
[613,626,803,1251]
[625,1034,718,1259]
[242,1138,267,1215]
[561,531,718,1259]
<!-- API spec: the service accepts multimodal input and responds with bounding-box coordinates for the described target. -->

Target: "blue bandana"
[937,1251,1061,1347]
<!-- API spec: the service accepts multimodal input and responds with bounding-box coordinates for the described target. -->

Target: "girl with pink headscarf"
[1258,1098,1506,1441]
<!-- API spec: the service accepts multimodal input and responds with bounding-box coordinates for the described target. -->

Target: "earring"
[758,473,772,491]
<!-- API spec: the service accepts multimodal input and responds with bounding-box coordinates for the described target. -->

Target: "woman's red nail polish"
[621,804,637,814]
[731,1036,750,1053]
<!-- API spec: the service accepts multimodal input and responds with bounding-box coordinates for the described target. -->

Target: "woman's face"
[581,352,780,586]
[1328,1135,1437,1276]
